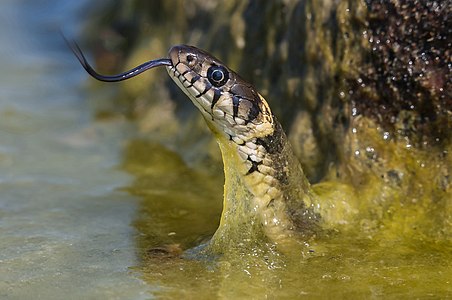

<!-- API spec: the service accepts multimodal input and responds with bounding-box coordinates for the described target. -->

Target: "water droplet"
[341,275,351,281]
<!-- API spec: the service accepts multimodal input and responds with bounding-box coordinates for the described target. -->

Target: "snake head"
[167,45,274,143]
[65,37,275,144]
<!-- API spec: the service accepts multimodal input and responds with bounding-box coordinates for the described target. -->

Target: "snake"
[67,40,321,252]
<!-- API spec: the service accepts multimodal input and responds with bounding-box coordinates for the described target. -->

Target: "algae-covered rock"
[84,0,450,239]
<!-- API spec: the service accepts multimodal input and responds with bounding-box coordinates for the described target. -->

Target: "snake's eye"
[207,65,229,87]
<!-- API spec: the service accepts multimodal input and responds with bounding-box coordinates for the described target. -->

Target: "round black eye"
[207,65,229,87]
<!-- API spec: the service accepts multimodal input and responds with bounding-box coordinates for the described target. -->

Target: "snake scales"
[68,41,321,251]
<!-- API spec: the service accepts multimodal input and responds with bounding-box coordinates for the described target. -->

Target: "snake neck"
[163,45,320,253]
[207,117,320,253]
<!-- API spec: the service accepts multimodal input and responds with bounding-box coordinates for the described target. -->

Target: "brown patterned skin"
[167,45,319,251]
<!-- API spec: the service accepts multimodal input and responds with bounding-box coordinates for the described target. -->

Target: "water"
[0,1,450,299]
[0,1,149,299]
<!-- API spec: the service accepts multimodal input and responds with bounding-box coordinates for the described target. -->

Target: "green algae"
[123,129,451,298]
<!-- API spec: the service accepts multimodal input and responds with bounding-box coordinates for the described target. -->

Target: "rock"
[85,0,451,238]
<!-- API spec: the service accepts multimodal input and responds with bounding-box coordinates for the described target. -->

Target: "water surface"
[0,1,149,299]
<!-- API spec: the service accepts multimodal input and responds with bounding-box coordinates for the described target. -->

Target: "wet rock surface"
[355,1,451,145]
[86,0,451,238]
[87,0,450,180]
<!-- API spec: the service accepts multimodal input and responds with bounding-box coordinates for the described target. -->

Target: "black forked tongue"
[63,36,172,82]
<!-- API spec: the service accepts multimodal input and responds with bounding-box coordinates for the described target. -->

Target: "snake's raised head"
[167,45,275,144]
[67,39,319,253]
[64,38,275,145]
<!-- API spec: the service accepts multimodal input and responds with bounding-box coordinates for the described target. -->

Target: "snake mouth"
[64,36,172,82]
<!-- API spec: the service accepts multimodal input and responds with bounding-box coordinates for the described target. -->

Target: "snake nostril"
[186,54,197,67]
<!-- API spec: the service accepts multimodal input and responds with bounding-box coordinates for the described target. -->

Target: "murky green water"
[0,1,450,299]
[127,140,451,299]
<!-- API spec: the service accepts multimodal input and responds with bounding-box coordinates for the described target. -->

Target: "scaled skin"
[166,45,322,253]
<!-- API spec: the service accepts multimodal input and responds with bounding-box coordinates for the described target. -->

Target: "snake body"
[167,46,319,250]
[68,41,320,251]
